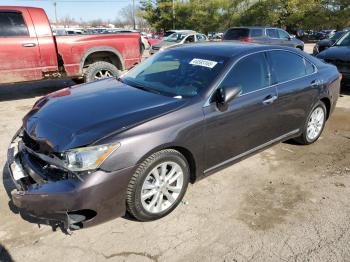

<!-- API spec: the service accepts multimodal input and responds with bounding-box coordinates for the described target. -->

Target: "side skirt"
[203,129,300,176]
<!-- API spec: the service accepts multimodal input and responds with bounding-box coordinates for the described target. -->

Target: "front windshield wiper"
[124,79,162,95]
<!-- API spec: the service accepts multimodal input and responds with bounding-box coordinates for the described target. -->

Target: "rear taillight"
[240,37,253,42]
[339,73,343,81]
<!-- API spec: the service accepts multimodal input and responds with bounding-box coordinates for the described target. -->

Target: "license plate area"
[10,159,27,181]
[8,137,28,181]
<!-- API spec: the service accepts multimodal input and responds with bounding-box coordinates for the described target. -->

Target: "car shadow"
[2,164,69,234]
[340,82,350,96]
[0,244,13,262]
[0,79,76,102]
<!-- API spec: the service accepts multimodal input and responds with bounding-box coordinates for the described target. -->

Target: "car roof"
[170,42,302,58]
[168,30,196,33]
[226,26,283,30]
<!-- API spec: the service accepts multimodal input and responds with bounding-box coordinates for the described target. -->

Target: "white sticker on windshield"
[190,59,218,68]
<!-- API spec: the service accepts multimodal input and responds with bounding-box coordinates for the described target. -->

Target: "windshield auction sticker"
[190,59,218,68]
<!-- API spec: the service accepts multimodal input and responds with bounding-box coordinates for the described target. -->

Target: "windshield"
[122,49,229,98]
[330,31,344,41]
[335,32,350,46]
[164,33,188,43]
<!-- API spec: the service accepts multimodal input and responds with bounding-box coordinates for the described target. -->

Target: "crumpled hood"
[23,78,187,152]
[317,46,350,61]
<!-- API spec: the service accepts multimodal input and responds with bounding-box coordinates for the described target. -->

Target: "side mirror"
[215,85,242,111]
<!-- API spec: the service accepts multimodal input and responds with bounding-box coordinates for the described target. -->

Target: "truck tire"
[84,61,120,83]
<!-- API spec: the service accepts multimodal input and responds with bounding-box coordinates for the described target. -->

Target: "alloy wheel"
[141,161,184,214]
[94,69,113,80]
[307,106,325,141]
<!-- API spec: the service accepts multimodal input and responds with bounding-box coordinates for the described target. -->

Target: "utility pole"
[53,1,58,24]
[132,0,136,30]
[172,0,175,29]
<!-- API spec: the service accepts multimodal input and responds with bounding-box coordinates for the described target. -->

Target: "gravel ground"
[1,44,350,262]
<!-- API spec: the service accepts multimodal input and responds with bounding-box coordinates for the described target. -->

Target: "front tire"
[126,149,190,221]
[84,61,120,83]
[294,101,327,145]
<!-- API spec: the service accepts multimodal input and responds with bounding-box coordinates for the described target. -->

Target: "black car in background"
[317,31,350,82]
[223,27,304,50]
[313,31,347,55]
[8,43,340,230]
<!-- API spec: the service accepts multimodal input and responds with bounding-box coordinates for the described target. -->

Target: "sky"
[1,0,139,21]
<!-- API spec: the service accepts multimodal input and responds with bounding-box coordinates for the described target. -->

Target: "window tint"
[269,51,307,83]
[278,29,290,39]
[223,28,249,40]
[0,12,29,37]
[221,52,270,94]
[250,29,263,37]
[266,29,279,38]
[305,59,315,74]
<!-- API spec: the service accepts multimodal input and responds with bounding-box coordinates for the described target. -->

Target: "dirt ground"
[1,47,350,262]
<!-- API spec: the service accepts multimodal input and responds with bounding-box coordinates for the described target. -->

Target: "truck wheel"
[84,61,120,83]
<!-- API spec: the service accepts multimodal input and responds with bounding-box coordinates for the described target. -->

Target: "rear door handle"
[263,95,278,105]
[22,43,36,47]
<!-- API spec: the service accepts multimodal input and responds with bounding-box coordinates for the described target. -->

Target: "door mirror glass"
[215,85,242,110]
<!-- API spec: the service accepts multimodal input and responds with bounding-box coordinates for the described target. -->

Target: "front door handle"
[22,43,36,47]
[263,95,278,105]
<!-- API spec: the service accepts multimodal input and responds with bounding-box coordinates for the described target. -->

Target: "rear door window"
[268,51,307,83]
[266,29,279,39]
[277,29,290,39]
[221,52,270,94]
[223,28,249,40]
[0,11,29,37]
[250,29,263,37]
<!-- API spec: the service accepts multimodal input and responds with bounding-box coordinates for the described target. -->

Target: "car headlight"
[65,143,120,171]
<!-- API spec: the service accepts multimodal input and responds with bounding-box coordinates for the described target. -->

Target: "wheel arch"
[135,144,198,184]
[80,46,125,73]
[320,96,331,120]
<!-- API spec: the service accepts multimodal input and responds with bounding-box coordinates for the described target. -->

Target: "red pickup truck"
[0,6,142,84]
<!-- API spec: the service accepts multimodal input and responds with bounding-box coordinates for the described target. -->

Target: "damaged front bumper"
[7,130,134,231]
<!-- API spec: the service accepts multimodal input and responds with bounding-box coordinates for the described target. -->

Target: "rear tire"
[294,101,327,145]
[126,149,190,221]
[84,61,120,83]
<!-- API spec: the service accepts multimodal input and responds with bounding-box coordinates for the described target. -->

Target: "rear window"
[0,11,29,37]
[223,28,249,40]
[250,29,263,37]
